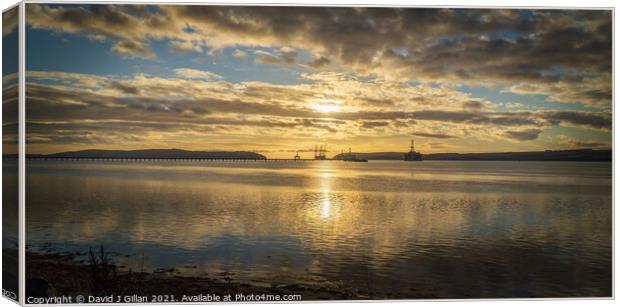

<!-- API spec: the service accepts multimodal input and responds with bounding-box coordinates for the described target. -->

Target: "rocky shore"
[25,250,373,302]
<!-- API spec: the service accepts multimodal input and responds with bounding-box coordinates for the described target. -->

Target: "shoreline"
[5,148,611,162]
[25,250,375,301]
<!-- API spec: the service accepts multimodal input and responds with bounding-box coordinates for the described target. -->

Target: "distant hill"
[27,149,266,160]
[333,149,611,161]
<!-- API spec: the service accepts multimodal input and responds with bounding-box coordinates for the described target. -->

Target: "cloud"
[2,6,18,36]
[106,80,140,95]
[359,97,395,106]
[23,70,611,154]
[111,40,156,59]
[557,135,609,149]
[304,55,331,68]
[504,129,542,141]
[174,68,222,80]
[506,76,612,109]
[232,49,247,60]
[26,4,190,59]
[412,132,455,139]
[360,121,390,129]
[462,100,486,110]
[169,40,204,53]
[541,111,611,131]
[254,47,298,65]
[25,4,611,108]
[2,84,19,127]
[26,71,107,87]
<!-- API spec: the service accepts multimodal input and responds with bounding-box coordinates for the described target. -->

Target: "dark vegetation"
[26,248,368,301]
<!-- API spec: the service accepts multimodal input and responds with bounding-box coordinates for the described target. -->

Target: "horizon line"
[12,147,612,157]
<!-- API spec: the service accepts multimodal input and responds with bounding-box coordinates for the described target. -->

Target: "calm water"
[25,160,612,298]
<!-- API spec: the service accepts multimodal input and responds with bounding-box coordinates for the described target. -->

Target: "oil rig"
[314,145,327,160]
[404,139,423,161]
[342,148,368,162]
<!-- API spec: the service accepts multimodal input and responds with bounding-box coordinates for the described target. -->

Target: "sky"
[2,6,19,155]
[2,4,612,158]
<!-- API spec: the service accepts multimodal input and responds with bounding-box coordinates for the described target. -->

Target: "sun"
[312,104,342,113]
[311,98,343,113]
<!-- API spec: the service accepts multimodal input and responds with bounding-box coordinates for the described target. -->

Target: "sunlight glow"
[320,197,331,219]
[310,98,343,113]
[312,104,342,113]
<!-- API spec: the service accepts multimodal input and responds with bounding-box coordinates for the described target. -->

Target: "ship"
[342,148,368,162]
[404,139,423,161]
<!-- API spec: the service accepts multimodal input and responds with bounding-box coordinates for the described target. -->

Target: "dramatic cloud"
[23,69,611,155]
[541,111,612,131]
[20,4,612,155]
[25,4,611,108]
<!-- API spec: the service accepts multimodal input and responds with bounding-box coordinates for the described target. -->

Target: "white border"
[1,1,19,12]
[18,1,25,305]
[0,1,616,307]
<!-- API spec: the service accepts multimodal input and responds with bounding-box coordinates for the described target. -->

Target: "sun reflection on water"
[24,160,612,297]
[320,196,331,220]
[317,162,337,220]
